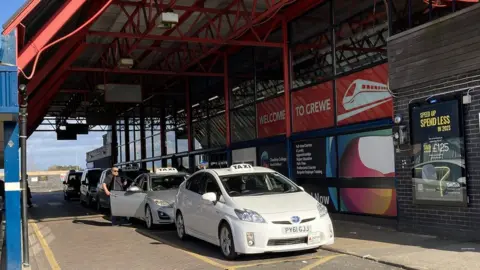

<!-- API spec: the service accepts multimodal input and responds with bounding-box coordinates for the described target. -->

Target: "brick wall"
[393,69,480,240]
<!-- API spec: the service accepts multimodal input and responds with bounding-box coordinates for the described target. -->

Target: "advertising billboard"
[409,99,467,206]
[256,96,286,138]
[293,137,336,179]
[257,143,288,176]
[336,64,392,126]
[337,129,397,216]
[292,82,334,132]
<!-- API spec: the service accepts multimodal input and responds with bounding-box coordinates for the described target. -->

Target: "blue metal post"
[4,122,21,270]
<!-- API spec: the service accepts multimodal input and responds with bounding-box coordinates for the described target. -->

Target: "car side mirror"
[202,192,217,203]
[127,186,142,193]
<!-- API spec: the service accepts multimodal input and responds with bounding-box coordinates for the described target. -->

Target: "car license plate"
[283,225,311,234]
[307,231,323,245]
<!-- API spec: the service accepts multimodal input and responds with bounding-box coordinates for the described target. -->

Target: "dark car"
[80,168,105,207]
[63,170,83,200]
[95,167,148,212]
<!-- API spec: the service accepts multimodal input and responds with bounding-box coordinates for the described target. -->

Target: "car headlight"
[153,199,173,207]
[234,209,266,223]
[317,203,328,217]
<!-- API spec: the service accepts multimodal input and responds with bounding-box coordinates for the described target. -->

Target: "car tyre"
[175,211,188,240]
[219,222,237,260]
[145,205,155,230]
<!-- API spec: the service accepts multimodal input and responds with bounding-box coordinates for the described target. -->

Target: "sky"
[1,1,105,170]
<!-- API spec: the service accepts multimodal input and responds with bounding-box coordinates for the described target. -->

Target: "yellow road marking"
[28,214,105,223]
[138,230,229,269]
[31,222,61,270]
[227,255,324,269]
[299,254,344,270]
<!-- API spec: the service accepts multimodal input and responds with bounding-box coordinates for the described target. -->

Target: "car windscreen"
[121,171,144,182]
[151,175,186,191]
[67,173,82,185]
[219,173,300,197]
[87,170,102,185]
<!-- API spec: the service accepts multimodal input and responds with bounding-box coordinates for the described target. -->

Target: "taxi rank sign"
[410,99,462,144]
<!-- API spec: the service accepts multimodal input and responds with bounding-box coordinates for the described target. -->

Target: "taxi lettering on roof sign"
[230,164,254,171]
[155,168,178,174]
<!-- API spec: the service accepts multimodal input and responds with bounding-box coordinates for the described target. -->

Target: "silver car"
[110,168,188,229]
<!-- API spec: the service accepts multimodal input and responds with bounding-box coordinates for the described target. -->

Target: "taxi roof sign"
[155,168,178,174]
[229,164,254,171]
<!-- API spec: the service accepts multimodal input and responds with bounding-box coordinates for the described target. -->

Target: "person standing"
[102,167,131,226]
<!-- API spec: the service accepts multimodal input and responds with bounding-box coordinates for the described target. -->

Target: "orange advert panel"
[292,82,334,133]
[336,64,392,126]
[256,96,286,138]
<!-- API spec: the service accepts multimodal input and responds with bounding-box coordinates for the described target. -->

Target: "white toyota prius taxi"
[174,164,334,259]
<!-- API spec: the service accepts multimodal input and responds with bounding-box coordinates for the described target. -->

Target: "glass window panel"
[193,120,207,150]
[129,143,135,162]
[120,146,125,163]
[146,137,153,158]
[167,131,176,154]
[153,134,161,157]
[154,160,162,170]
[209,115,226,147]
[135,140,142,160]
[232,105,256,142]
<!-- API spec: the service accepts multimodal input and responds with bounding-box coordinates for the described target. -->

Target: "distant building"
[86,131,112,168]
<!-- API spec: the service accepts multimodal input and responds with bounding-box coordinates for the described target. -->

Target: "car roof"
[204,164,275,177]
[148,172,188,177]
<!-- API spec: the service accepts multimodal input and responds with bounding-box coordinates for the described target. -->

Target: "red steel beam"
[2,0,41,35]
[28,44,87,133]
[17,0,88,70]
[68,67,224,77]
[88,31,284,47]
[113,0,261,15]
[26,34,85,95]
[86,42,222,54]
[59,89,90,93]
[133,0,206,68]
[223,53,231,147]
[25,0,110,96]
[282,17,291,138]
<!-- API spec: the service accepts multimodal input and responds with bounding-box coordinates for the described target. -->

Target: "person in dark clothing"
[25,175,33,207]
[103,167,131,226]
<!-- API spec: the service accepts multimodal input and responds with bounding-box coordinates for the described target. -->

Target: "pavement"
[325,220,480,270]
[17,185,480,270]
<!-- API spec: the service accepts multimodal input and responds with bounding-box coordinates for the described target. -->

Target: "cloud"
[27,132,105,170]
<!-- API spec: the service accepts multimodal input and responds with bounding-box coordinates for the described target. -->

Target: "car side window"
[186,173,204,194]
[133,175,144,187]
[203,173,221,198]
[141,177,148,191]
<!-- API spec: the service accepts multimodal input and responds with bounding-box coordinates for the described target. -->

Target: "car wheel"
[175,212,188,240]
[219,222,237,260]
[145,205,155,230]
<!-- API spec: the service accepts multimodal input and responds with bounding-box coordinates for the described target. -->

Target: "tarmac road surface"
[27,190,402,270]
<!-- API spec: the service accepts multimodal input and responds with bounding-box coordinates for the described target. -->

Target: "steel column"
[387,0,393,36]
[124,115,130,162]
[112,122,118,165]
[3,122,21,270]
[160,108,167,167]
[139,104,147,169]
[17,0,88,70]
[186,80,194,172]
[19,87,29,267]
[282,17,293,179]
[223,53,232,165]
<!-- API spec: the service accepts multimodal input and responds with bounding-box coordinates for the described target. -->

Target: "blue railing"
[0,31,16,66]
